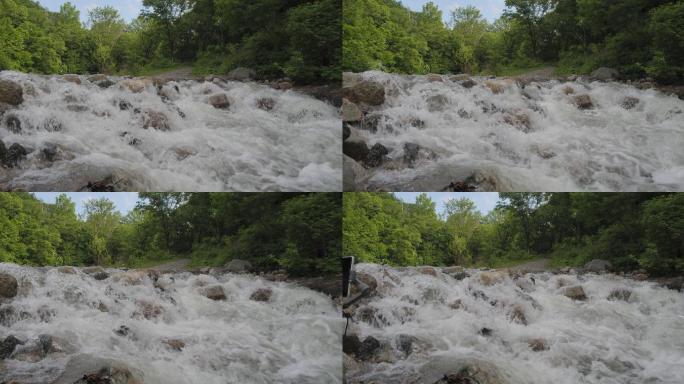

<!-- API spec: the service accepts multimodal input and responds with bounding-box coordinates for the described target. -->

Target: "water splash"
[0,71,341,191]
[0,263,343,384]
[345,263,684,384]
[348,71,684,192]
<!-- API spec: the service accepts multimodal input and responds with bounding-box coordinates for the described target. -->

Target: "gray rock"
[396,334,415,356]
[0,335,23,359]
[356,336,381,361]
[591,67,619,81]
[366,143,389,168]
[343,80,385,106]
[0,79,24,106]
[403,143,421,166]
[227,67,256,81]
[341,99,362,122]
[562,285,587,301]
[5,113,22,133]
[343,127,369,162]
[224,259,252,273]
[51,354,144,384]
[209,94,231,109]
[584,259,612,272]
[249,287,272,302]
[343,155,366,191]
[202,285,227,301]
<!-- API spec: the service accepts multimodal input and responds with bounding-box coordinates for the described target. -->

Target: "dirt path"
[147,67,201,82]
[148,258,191,272]
[505,258,552,273]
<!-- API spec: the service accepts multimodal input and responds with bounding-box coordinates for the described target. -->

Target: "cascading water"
[0,263,343,384]
[344,263,684,384]
[0,71,341,192]
[346,71,684,192]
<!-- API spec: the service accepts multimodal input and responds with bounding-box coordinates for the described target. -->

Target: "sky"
[394,192,499,215]
[38,0,143,23]
[403,0,506,22]
[33,193,139,215]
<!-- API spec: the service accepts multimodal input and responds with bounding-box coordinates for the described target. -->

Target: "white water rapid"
[0,263,343,384]
[348,71,684,192]
[344,263,684,384]
[0,71,341,191]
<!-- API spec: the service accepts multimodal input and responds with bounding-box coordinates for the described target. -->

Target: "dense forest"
[0,192,342,275]
[343,193,684,275]
[343,0,684,83]
[0,0,340,83]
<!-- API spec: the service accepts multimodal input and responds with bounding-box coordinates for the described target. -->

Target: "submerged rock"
[142,110,170,131]
[573,94,594,110]
[620,96,640,110]
[344,128,370,162]
[53,354,144,384]
[528,338,549,352]
[3,143,27,168]
[256,97,276,111]
[366,143,389,168]
[249,287,272,302]
[607,288,632,302]
[5,114,22,133]
[343,334,361,355]
[162,339,185,351]
[0,335,24,359]
[356,336,381,361]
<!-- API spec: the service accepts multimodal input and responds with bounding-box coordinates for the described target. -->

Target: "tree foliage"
[343,0,684,83]
[0,193,341,276]
[343,192,684,276]
[0,0,339,83]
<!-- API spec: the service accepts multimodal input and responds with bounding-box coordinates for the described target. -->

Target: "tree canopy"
[343,0,684,83]
[0,0,340,83]
[343,192,684,275]
[0,192,341,276]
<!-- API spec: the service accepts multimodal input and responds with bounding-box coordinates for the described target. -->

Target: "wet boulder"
[509,304,527,325]
[134,300,164,320]
[573,94,594,110]
[396,334,416,356]
[0,335,24,359]
[225,259,252,273]
[5,113,22,133]
[361,113,384,133]
[479,271,507,286]
[343,80,385,106]
[0,79,24,106]
[202,285,227,301]
[460,79,477,89]
[227,67,256,81]
[67,104,89,113]
[365,143,389,168]
[356,336,381,361]
[607,288,632,302]
[62,74,81,85]
[356,272,378,292]
[423,357,507,384]
[485,80,505,94]
[0,305,32,326]
[0,273,18,300]
[11,334,74,362]
[620,96,640,110]
[341,98,362,122]
[256,97,276,111]
[426,74,443,82]
[83,266,105,275]
[57,266,77,274]
[418,266,439,277]
[584,259,612,273]
[528,338,549,352]
[343,155,366,191]
[344,127,370,163]
[2,143,27,168]
[142,110,170,131]
[562,285,587,301]
[403,142,421,167]
[209,93,231,109]
[502,112,532,133]
[249,287,273,302]
[441,181,476,192]
[562,85,575,95]
[343,334,361,355]
[119,79,150,93]
[42,118,64,132]
[53,354,144,384]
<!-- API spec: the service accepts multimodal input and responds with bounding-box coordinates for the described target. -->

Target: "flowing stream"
[0,71,341,191]
[348,71,684,191]
[345,263,684,384]
[0,263,343,384]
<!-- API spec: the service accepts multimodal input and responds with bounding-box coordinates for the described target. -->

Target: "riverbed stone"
[343,155,366,191]
[528,338,549,351]
[342,98,363,122]
[562,285,587,301]
[163,339,185,351]
[53,354,144,384]
[202,285,227,301]
[343,80,385,106]
[356,336,381,361]
[0,80,24,106]
[620,96,640,110]
[256,97,276,111]
[0,273,18,299]
[5,114,22,133]
[344,128,370,162]
[142,110,170,131]
[343,334,361,355]
[0,335,24,359]
[365,143,389,168]
[573,94,594,110]
[209,93,231,109]
[607,288,632,302]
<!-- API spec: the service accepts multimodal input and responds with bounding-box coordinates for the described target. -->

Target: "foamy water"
[346,263,684,384]
[0,263,343,384]
[0,71,341,191]
[348,71,684,191]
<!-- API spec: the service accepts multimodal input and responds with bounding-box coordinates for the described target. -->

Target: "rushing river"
[0,71,341,191]
[345,263,684,384]
[346,71,684,192]
[0,263,343,384]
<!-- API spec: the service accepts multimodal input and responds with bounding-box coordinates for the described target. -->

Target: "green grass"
[473,252,539,269]
[120,254,178,269]
[125,62,193,77]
